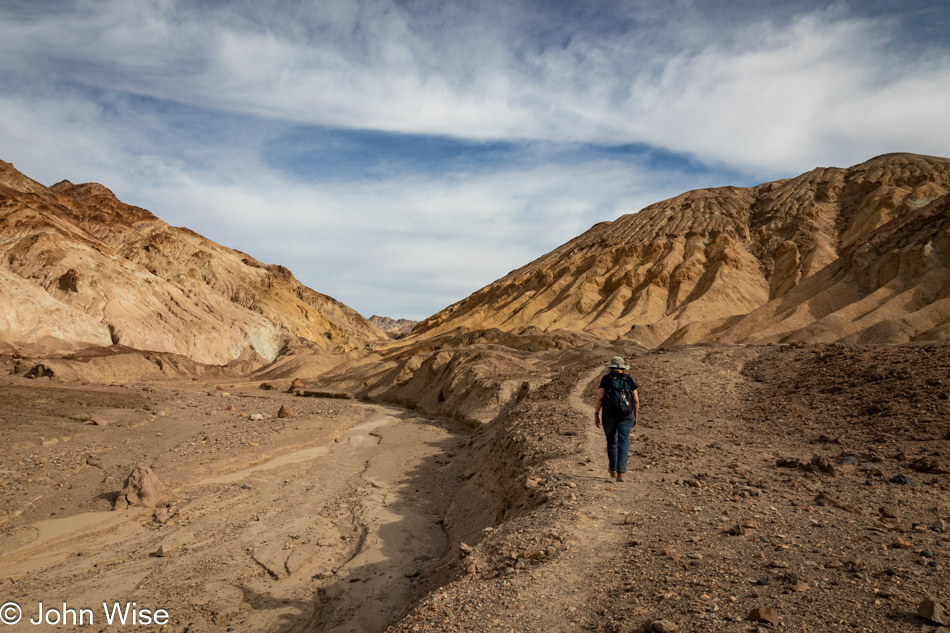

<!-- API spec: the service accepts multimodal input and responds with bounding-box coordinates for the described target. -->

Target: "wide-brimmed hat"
[604,356,629,369]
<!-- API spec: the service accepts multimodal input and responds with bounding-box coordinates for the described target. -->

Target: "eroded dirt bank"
[388,342,950,633]
[0,378,472,632]
[2,342,950,633]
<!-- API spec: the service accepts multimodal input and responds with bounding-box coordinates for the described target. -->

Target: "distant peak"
[51,180,117,200]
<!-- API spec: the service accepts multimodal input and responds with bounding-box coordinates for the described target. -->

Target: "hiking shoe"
[616,473,625,482]
[609,470,617,478]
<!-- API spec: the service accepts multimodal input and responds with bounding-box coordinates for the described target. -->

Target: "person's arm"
[632,389,640,423]
[594,387,605,428]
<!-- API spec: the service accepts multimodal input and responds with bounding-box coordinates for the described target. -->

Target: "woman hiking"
[593,356,639,482]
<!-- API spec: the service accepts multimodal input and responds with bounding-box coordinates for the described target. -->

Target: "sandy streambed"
[0,379,471,632]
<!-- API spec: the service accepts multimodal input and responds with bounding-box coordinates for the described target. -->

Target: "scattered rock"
[810,454,837,475]
[777,454,837,475]
[814,491,865,516]
[919,598,949,625]
[277,405,294,418]
[155,543,176,557]
[889,474,911,485]
[748,607,779,624]
[297,390,353,399]
[910,457,949,474]
[249,413,265,421]
[288,378,306,392]
[90,416,109,426]
[117,465,172,509]
[224,404,236,412]
[259,383,274,391]
[459,543,473,557]
[891,537,913,550]
[649,619,678,632]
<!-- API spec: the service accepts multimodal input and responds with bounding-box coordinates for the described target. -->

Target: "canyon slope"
[414,153,950,347]
[0,160,382,366]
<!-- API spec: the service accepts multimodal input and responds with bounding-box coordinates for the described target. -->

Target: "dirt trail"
[4,344,949,632]
[391,343,949,632]
[0,380,471,633]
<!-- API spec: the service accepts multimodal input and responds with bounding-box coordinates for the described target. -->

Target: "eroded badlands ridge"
[415,153,950,347]
[0,160,382,365]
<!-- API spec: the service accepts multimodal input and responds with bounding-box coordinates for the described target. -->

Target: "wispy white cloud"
[1,0,948,319]
[131,158,681,319]
[5,1,948,171]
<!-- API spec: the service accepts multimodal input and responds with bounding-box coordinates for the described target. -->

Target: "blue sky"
[1,1,949,320]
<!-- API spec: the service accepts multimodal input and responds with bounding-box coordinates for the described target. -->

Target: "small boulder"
[919,598,949,626]
[650,620,678,632]
[277,405,294,419]
[117,465,172,509]
[891,537,913,550]
[288,378,306,392]
[748,607,779,624]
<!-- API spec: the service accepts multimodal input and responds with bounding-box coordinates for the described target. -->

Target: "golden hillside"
[414,153,950,346]
[0,160,382,365]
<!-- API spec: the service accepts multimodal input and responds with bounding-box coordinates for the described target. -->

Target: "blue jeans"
[602,413,636,473]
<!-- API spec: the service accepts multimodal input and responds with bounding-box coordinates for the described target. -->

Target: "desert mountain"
[414,153,950,346]
[369,315,419,335]
[0,160,382,365]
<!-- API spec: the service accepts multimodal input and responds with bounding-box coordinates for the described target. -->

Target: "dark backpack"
[603,373,635,417]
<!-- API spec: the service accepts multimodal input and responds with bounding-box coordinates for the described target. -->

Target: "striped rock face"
[413,153,950,347]
[0,160,383,366]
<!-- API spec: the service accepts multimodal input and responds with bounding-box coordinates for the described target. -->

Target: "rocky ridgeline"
[368,315,419,336]
[0,159,383,366]
[414,153,950,348]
